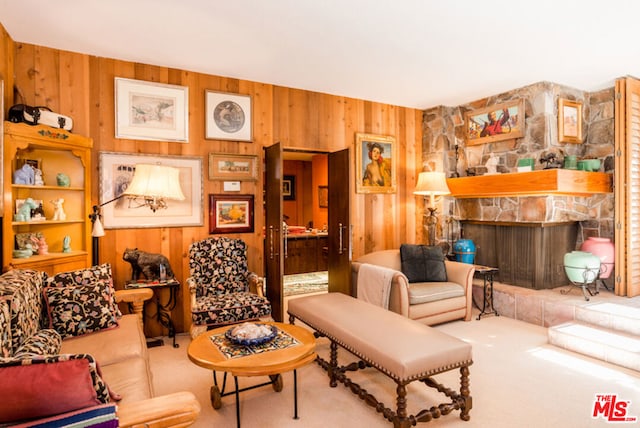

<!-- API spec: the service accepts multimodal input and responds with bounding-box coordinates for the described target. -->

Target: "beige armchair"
[352,249,475,325]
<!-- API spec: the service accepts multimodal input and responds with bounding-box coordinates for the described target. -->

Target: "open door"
[264,143,284,321]
[328,148,352,295]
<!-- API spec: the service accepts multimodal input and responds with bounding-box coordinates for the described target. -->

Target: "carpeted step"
[548,321,640,372]
[575,302,640,336]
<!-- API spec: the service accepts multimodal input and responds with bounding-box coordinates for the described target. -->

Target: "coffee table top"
[187,322,316,377]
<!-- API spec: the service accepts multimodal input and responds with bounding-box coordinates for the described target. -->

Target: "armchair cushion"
[44,283,119,339]
[191,291,272,327]
[408,282,465,305]
[400,244,447,283]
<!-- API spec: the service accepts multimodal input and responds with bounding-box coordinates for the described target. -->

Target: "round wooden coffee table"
[188,321,316,428]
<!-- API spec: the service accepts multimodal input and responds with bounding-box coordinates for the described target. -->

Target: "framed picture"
[208,153,259,181]
[209,194,254,234]
[115,77,189,142]
[558,98,583,143]
[99,152,203,228]
[318,185,328,208]
[355,133,397,194]
[464,99,525,146]
[205,90,252,142]
[283,175,296,200]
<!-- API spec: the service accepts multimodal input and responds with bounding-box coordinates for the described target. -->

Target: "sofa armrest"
[117,391,201,428]
[444,260,475,321]
[115,288,154,323]
[352,262,410,317]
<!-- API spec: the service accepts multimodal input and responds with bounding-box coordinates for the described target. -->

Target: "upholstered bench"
[288,292,472,428]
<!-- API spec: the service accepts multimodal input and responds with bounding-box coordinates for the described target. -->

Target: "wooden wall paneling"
[13,43,35,104]
[33,46,60,110]
[58,51,91,136]
[0,25,15,112]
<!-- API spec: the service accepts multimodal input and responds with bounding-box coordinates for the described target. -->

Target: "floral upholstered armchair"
[187,237,272,338]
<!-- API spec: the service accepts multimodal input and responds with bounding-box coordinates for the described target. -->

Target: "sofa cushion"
[44,283,119,339]
[60,314,147,367]
[13,329,62,358]
[407,282,465,305]
[0,270,45,354]
[400,244,447,283]
[45,263,122,318]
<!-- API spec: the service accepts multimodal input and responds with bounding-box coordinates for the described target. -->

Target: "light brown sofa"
[0,267,200,427]
[352,249,475,325]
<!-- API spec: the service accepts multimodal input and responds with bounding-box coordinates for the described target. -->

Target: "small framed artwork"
[318,185,328,208]
[464,99,525,146]
[558,98,583,143]
[205,90,252,142]
[115,77,189,142]
[283,175,296,200]
[355,133,397,194]
[208,153,259,181]
[209,194,254,234]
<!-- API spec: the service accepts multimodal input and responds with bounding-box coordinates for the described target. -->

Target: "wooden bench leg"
[460,365,472,421]
[329,341,338,387]
[393,384,411,428]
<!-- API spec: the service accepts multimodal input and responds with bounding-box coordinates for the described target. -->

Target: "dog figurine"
[14,198,37,221]
[123,248,174,281]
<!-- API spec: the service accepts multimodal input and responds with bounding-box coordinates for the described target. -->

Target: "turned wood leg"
[459,365,472,421]
[393,383,411,428]
[329,341,338,387]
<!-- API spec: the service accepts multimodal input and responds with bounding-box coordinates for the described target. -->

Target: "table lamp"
[413,171,451,245]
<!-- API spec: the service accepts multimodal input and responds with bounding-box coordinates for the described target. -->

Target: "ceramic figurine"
[14,198,37,221]
[31,235,49,255]
[62,235,71,253]
[13,164,35,185]
[56,173,70,187]
[33,168,44,185]
[51,198,66,221]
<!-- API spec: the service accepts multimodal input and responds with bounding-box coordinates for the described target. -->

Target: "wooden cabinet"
[2,122,93,274]
[284,235,328,275]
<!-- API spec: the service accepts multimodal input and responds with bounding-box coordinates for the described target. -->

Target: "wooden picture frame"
[115,77,189,142]
[283,175,296,200]
[355,133,397,194]
[209,194,254,234]
[464,99,524,146]
[205,90,252,142]
[99,152,203,229]
[558,98,583,143]
[208,153,258,181]
[318,185,328,208]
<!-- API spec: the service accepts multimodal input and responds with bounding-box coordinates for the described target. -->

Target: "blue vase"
[453,239,476,264]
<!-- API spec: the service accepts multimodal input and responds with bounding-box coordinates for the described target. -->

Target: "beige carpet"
[148,308,640,427]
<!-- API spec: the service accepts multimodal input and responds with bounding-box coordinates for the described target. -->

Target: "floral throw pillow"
[13,329,62,358]
[44,283,119,339]
[45,263,122,319]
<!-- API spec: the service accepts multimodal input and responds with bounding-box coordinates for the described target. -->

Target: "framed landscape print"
[114,77,189,142]
[558,98,583,143]
[208,153,258,181]
[464,99,524,146]
[99,152,203,228]
[355,133,397,194]
[205,91,252,142]
[209,194,254,234]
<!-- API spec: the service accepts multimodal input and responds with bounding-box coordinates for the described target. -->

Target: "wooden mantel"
[446,169,613,198]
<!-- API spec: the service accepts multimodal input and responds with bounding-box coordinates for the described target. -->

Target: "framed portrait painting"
[355,133,397,194]
[464,99,524,146]
[99,152,203,229]
[558,98,583,143]
[114,77,189,142]
[209,194,254,234]
[205,91,252,142]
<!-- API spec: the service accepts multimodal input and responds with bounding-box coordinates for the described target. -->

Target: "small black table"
[472,265,499,320]
[125,279,180,347]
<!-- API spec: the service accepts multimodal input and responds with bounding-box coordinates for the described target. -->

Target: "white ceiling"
[1,0,640,110]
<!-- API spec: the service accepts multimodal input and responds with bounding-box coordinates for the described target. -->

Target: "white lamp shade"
[92,216,105,237]
[122,164,185,200]
[414,171,450,196]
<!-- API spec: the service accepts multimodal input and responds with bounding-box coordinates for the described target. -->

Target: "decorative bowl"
[225,323,278,346]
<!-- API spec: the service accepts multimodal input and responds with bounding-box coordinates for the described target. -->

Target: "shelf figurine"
[14,198,37,221]
[30,235,49,255]
[33,167,44,185]
[56,173,70,187]
[13,163,35,185]
[51,198,66,221]
[62,235,71,253]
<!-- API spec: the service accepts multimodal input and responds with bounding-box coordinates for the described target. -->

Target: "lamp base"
[426,207,438,246]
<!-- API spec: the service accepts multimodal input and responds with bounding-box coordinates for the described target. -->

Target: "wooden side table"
[125,279,180,347]
[473,265,499,320]
[188,322,316,428]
